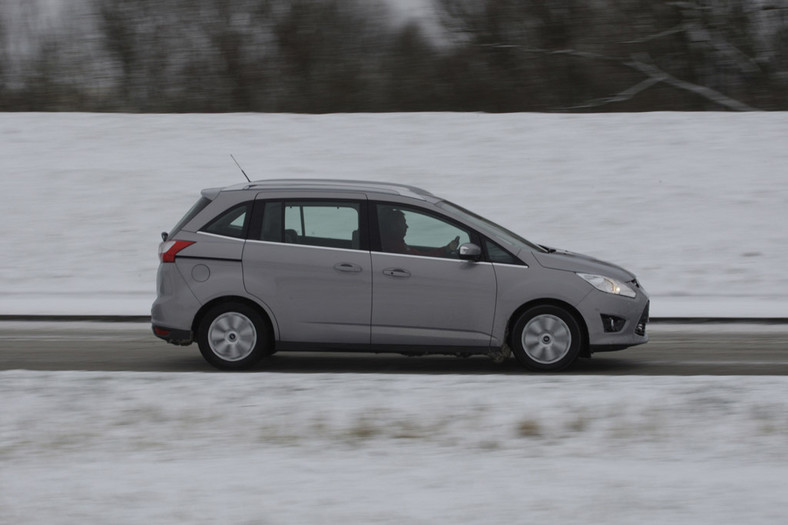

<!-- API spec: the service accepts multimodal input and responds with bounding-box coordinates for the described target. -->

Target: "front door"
[371,203,497,347]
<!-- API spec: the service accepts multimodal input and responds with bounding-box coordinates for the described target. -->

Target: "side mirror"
[458,242,482,261]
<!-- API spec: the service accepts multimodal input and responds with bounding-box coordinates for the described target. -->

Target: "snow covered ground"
[2,370,788,524]
[1,112,787,523]
[0,112,786,317]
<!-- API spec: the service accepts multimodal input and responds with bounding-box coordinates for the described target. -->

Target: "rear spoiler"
[201,187,222,200]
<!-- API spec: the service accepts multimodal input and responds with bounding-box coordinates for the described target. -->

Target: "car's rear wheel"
[511,305,583,371]
[197,302,272,370]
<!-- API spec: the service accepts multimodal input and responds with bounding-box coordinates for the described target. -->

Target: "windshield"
[436,201,547,254]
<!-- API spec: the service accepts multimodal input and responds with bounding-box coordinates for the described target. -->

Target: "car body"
[152,179,649,371]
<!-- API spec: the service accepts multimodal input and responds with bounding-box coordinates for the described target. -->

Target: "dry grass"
[516,419,543,438]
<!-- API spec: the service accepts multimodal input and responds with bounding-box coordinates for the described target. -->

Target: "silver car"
[152,179,649,371]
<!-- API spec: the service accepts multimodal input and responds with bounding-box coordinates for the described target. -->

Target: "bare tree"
[0,10,6,109]
[2,0,785,112]
[272,0,393,112]
[436,0,788,111]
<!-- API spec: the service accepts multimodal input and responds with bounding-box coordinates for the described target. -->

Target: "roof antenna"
[230,154,251,183]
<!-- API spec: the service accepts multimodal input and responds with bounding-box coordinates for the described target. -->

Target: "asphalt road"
[1,322,787,375]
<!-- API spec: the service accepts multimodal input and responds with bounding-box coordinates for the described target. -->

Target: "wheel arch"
[506,298,590,358]
[192,295,277,344]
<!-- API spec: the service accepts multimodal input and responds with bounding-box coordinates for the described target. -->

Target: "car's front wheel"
[511,305,583,372]
[196,302,272,370]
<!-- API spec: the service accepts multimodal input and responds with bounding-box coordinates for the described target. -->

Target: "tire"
[510,305,583,372]
[196,302,272,370]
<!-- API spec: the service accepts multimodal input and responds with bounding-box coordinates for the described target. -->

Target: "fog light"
[601,314,626,333]
[635,302,650,336]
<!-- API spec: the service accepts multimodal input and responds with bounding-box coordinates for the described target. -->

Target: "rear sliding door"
[243,196,371,344]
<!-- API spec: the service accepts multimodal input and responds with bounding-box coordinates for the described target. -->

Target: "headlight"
[576,273,637,298]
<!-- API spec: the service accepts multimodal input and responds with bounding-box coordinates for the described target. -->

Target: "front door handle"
[334,262,363,273]
[382,268,411,278]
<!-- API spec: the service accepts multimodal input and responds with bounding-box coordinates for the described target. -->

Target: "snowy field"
[2,370,788,524]
[0,112,786,317]
[1,112,787,524]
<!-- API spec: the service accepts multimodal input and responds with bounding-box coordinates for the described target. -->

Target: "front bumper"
[576,288,650,353]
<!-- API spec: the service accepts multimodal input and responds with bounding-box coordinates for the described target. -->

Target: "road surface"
[1,322,787,375]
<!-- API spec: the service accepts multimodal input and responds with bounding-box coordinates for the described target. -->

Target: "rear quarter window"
[201,202,251,239]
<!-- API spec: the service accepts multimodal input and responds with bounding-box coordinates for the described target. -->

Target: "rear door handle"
[334,262,363,273]
[382,268,411,278]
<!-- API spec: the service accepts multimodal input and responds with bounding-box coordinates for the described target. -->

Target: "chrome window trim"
[196,231,247,242]
[370,250,495,265]
[491,261,529,269]
[240,237,530,267]
[245,238,366,254]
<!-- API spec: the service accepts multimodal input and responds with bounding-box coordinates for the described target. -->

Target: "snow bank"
[0,112,786,317]
[0,371,788,524]
[2,370,788,524]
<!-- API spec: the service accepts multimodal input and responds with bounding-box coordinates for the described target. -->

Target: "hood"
[532,247,636,282]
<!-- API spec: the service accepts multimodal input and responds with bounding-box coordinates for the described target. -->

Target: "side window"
[201,202,250,239]
[281,201,361,249]
[377,204,470,259]
[485,239,521,265]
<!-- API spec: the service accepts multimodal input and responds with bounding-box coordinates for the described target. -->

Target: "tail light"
[159,240,195,263]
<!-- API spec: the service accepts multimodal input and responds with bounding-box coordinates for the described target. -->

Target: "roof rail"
[226,179,437,199]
